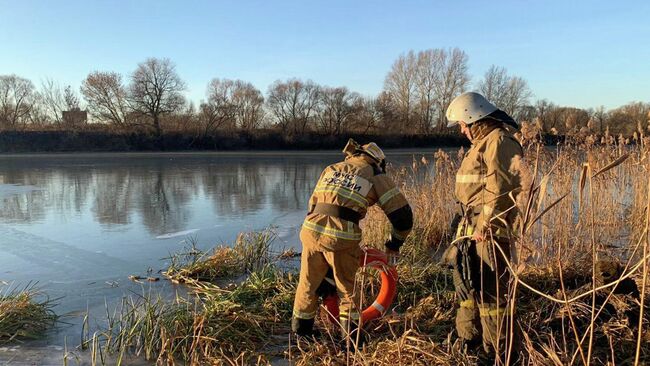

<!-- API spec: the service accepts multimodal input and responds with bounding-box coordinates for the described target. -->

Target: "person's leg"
[315,267,339,322]
[475,238,517,361]
[452,241,482,348]
[323,245,361,337]
[292,233,329,336]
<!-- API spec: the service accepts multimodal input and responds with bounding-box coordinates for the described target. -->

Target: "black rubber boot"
[292,317,315,337]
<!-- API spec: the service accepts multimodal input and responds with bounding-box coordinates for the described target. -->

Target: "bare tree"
[164,101,197,133]
[347,96,379,134]
[81,71,130,126]
[40,79,66,123]
[129,58,186,136]
[266,79,320,135]
[538,106,589,135]
[384,51,417,132]
[199,79,237,135]
[64,85,80,110]
[517,104,537,123]
[385,48,469,134]
[433,48,470,132]
[414,49,442,133]
[316,86,359,135]
[39,81,82,125]
[198,79,264,135]
[535,99,554,117]
[374,91,401,132]
[0,74,36,129]
[230,81,264,132]
[607,102,650,136]
[478,65,532,119]
[562,107,590,133]
[537,101,564,134]
[588,106,608,134]
[27,95,52,126]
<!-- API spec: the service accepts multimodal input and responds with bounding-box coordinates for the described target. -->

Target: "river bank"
[0,130,469,153]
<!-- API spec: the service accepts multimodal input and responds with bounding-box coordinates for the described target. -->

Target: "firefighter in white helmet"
[444,92,523,361]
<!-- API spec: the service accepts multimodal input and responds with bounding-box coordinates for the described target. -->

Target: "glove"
[384,236,402,252]
[384,236,402,266]
[440,242,458,269]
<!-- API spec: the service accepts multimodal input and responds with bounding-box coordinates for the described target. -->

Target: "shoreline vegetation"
[0,284,56,345]
[0,129,468,153]
[0,128,621,154]
[83,139,650,364]
[2,136,650,365]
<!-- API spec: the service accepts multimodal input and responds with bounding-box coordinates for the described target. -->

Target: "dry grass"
[85,139,650,365]
[164,230,275,285]
[0,284,56,344]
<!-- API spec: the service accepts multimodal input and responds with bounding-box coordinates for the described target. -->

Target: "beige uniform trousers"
[292,228,362,322]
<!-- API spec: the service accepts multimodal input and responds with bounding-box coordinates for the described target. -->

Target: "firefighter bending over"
[292,139,413,342]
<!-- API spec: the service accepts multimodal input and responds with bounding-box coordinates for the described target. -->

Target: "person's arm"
[374,175,413,251]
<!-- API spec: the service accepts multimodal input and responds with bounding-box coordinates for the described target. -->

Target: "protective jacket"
[455,122,523,238]
[303,154,413,250]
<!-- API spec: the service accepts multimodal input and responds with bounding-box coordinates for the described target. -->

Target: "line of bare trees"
[1,49,649,139]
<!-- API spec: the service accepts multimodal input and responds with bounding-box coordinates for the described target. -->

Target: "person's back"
[302,153,412,251]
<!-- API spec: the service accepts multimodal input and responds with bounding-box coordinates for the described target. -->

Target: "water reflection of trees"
[202,163,264,216]
[92,169,132,225]
[0,156,327,235]
[139,170,192,235]
[269,162,320,211]
[0,192,46,222]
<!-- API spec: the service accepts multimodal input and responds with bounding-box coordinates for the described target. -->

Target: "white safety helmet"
[446,92,498,127]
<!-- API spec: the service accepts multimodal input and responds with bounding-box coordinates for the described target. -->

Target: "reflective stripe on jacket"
[302,154,413,251]
[455,127,523,237]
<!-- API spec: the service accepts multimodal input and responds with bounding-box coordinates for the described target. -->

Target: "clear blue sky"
[1,0,648,109]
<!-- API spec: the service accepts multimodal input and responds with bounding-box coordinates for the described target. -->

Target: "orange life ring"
[322,247,398,323]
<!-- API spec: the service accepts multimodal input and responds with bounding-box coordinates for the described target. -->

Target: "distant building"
[62,110,88,125]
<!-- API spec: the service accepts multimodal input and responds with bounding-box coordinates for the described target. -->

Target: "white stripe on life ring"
[371,301,385,313]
